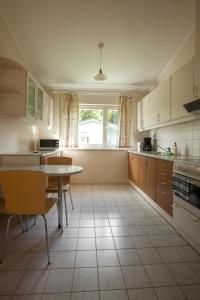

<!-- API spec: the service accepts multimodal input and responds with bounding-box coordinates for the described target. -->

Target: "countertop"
[1,148,64,157]
[128,149,179,161]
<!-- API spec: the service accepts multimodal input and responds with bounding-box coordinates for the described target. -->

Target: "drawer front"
[156,176,172,192]
[157,159,173,172]
[156,189,173,215]
[157,171,172,183]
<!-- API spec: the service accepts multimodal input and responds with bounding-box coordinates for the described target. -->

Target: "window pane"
[79,109,103,144]
[107,110,118,145]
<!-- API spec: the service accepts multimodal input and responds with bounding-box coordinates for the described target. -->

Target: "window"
[79,105,118,147]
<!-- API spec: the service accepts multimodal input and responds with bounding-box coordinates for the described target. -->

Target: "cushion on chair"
[46,184,70,193]
[45,198,57,213]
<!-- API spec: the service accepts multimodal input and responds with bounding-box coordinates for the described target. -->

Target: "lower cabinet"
[128,153,173,215]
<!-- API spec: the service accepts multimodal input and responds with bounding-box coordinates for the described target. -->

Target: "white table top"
[0,165,83,176]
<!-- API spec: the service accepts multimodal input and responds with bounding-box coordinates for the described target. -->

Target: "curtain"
[117,95,135,148]
[59,93,79,147]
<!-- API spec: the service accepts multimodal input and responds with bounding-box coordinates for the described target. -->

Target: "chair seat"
[46,183,70,193]
[0,197,56,215]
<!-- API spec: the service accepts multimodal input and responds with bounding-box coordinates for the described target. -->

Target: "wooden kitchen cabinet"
[156,159,173,216]
[145,157,156,201]
[128,153,139,185]
[171,58,194,120]
[138,155,146,192]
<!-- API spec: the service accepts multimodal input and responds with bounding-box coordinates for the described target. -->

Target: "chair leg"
[69,187,74,210]
[41,214,50,265]
[0,215,13,263]
[33,216,37,226]
[56,202,63,232]
[25,215,29,231]
[63,192,68,226]
[18,215,25,232]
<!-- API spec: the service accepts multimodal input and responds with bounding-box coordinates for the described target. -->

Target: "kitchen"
[0,0,200,299]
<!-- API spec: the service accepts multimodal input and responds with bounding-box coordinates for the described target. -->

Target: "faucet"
[157,145,172,155]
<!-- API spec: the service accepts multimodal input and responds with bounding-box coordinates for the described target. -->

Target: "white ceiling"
[0,0,195,92]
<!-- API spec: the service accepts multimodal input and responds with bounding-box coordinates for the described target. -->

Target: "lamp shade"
[94,68,107,81]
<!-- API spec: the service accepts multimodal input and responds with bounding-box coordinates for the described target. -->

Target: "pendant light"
[94,42,107,80]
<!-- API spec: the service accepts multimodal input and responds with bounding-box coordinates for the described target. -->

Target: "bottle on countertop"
[173,142,177,157]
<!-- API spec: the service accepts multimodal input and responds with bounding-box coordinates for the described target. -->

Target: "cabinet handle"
[194,86,197,97]
[161,182,167,185]
[160,191,166,195]
[161,172,166,176]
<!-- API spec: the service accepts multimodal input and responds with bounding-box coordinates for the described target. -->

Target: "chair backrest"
[46,156,72,187]
[0,170,46,214]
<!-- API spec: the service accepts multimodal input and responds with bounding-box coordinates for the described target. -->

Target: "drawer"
[156,176,172,191]
[156,189,173,215]
[156,171,172,183]
[157,159,173,172]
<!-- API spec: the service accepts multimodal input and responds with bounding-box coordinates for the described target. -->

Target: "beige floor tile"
[56,238,77,251]
[77,238,96,251]
[13,295,42,300]
[71,291,99,300]
[111,227,129,237]
[114,237,134,249]
[16,270,49,294]
[100,290,128,300]
[145,264,176,287]
[72,268,98,292]
[148,235,170,247]
[95,219,109,227]
[175,246,200,262]
[157,247,183,263]
[97,250,119,267]
[98,266,125,290]
[117,249,141,266]
[122,266,151,289]
[167,263,200,285]
[157,224,177,234]
[0,270,24,295]
[75,251,97,267]
[128,288,157,300]
[0,297,12,300]
[96,237,115,250]
[42,293,71,300]
[137,248,162,264]
[155,286,186,300]
[62,228,79,238]
[51,251,76,268]
[188,262,200,278]
[0,252,33,270]
[95,227,112,237]
[165,234,187,246]
[141,225,161,235]
[131,235,153,248]
[180,285,200,300]
[78,228,95,238]
[127,226,145,236]
[27,252,54,269]
[44,269,73,293]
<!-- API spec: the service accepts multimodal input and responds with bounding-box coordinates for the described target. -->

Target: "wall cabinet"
[171,58,194,120]
[141,95,150,129]
[0,57,53,128]
[194,52,200,98]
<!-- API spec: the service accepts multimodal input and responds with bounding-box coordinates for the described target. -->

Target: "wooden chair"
[0,170,60,264]
[45,156,74,226]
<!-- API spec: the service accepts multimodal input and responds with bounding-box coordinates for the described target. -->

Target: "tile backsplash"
[150,118,200,157]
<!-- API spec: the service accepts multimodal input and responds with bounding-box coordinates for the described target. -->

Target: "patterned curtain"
[59,93,79,147]
[117,95,134,148]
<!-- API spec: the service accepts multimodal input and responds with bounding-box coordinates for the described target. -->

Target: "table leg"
[58,176,63,228]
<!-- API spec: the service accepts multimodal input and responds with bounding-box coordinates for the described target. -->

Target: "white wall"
[62,149,128,184]
[0,13,39,154]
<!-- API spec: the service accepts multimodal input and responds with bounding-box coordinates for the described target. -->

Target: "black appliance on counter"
[142,137,152,151]
[39,139,59,150]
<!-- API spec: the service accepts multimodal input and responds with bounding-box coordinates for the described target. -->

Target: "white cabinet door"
[141,94,150,129]
[137,101,142,131]
[194,52,200,97]
[35,85,44,122]
[157,78,171,123]
[26,75,36,120]
[149,87,158,126]
[171,58,194,120]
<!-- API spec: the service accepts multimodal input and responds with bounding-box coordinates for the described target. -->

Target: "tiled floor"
[0,184,200,299]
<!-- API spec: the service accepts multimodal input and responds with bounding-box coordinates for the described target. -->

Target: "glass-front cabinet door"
[35,86,43,121]
[27,75,36,119]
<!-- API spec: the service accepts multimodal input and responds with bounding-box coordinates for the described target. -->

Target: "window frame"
[78,104,118,148]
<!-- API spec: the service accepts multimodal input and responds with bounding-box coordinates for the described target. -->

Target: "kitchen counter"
[128,149,178,161]
[1,148,63,157]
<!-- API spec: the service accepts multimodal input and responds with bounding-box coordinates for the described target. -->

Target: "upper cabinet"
[138,58,196,131]
[0,57,53,128]
[141,94,150,129]
[194,52,200,98]
[171,58,194,120]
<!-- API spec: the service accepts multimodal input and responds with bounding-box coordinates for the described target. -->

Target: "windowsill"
[63,147,128,151]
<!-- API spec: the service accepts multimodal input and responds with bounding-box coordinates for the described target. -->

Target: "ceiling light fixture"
[94,42,107,81]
